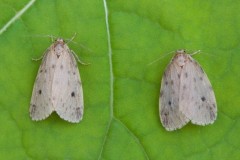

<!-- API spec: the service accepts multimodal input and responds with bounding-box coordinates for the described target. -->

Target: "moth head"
[55,38,65,44]
[176,49,186,54]
[53,38,65,49]
[174,49,188,67]
[53,38,66,57]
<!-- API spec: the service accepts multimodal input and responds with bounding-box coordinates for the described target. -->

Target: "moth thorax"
[54,39,65,57]
[174,53,188,67]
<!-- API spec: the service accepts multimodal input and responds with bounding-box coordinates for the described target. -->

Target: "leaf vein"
[0,0,36,35]
[114,118,150,160]
[97,0,114,159]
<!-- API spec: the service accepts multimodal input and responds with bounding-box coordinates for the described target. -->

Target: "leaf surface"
[0,0,239,159]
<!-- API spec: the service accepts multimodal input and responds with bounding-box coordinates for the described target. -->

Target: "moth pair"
[159,50,217,131]
[29,39,217,131]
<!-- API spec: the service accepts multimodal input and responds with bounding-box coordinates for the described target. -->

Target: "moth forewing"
[30,48,55,121]
[159,57,189,131]
[179,55,217,125]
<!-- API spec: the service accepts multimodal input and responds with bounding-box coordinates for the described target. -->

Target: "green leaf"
[0,0,239,159]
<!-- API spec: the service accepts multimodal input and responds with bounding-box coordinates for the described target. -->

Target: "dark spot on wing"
[40,69,43,73]
[45,69,47,73]
[164,112,169,116]
[210,107,216,120]
[71,92,75,97]
[38,90,42,95]
[165,81,168,85]
[73,72,76,75]
[168,101,171,106]
[178,74,180,79]
[76,107,82,120]
[185,72,188,78]
[57,55,60,58]
[213,103,216,108]
[199,77,203,81]
[201,96,206,101]
[30,104,37,115]
[52,64,55,69]
[162,111,169,125]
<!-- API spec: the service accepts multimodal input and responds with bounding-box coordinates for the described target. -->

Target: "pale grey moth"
[160,49,217,131]
[30,38,84,123]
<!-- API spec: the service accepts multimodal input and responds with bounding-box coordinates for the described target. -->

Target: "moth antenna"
[66,33,77,44]
[147,50,175,66]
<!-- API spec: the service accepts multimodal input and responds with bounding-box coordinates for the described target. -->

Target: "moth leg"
[71,50,90,65]
[32,56,44,61]
[66,33,77,44]
[32,48,49,61]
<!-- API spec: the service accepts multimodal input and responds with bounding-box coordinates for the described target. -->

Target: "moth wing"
[160,62,189,131]
[179,56,217,125]
[53,50,84,123]
[30,49,55,120]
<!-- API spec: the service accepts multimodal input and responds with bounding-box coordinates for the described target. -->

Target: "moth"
[159,49,217,131]
[30,38,84,123]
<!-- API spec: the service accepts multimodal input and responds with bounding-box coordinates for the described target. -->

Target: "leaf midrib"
[97,1,150,160]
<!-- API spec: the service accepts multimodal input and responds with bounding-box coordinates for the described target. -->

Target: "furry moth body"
[160,50,217,131]
[30,38,84,123]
